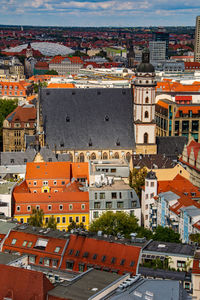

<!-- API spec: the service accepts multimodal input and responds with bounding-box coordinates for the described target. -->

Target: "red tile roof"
[0,264,53,300]
[61,234,141,275]
[6,104,36,126]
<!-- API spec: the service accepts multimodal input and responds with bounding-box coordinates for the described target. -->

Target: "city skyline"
[0,0,199,27]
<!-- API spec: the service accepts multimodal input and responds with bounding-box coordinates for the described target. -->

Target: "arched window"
[145,111,149,118]
[69,152,73,162]
[144,133,148,144]
[91,152,96,160]
[126,152,131,163]
[80,152,84,162]
[103,152,108,159]
[145,97,149,104]
[114,152,119,159]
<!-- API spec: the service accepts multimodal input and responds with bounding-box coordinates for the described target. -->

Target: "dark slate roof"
[143,240,195,256]
[40,88,135,151]
[137,62,155,73]
[146,170,157,180]
[40,147,70,162]
[132,154,175,169]
[0,149,36,166]
[156,136,188,160]
[139,267,190,281]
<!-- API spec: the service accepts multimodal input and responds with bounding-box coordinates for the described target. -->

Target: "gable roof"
[25,162,71,180]
[156,136,188,160]
[40,88,135,151]
[0,264,53,300]
[6,104,36,123]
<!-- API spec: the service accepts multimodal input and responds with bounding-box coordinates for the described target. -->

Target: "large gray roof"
[156,136,188,160]
[40,88,135,151]
[0,149,36,166]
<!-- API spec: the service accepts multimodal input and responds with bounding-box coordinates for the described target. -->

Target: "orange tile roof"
[25,162,71,180]
[175,105,200,117]
[157,174,200,215]
[156,81,200,93]
[48,83,75,88]
[157,100,169,109]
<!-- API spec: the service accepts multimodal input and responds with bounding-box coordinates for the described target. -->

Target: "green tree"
[129,167,148,200]
[33,81,48,93]
[153,226,181,243]
[0,99,18,136]
[28,207,44,227]
[45,70,58,75]
[46,215,57,230]
[189,233,200,245]
[137,226,153,240]
[68,221,86,231]
[89,211,139,238]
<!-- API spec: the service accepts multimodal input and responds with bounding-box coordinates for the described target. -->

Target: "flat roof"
[89,180,132,191]
[48,269,121,300]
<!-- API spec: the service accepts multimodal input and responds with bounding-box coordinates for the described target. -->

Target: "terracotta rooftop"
[25,162,71,180]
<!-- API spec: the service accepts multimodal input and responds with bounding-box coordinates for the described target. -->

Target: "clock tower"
[133,48,157,154]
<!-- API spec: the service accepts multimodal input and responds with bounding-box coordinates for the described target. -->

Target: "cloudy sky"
[1,0,199,27]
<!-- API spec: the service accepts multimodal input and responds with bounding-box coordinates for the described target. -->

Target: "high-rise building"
[153,30,169,59]
[149,41,166,62]
[194,16,200,62]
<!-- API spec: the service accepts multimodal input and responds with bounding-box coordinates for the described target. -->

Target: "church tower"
[133,48,157,154]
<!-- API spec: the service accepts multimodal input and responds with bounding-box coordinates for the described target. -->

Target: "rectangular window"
[111,192,117,199]
[69,217,73,223]
[177,261,186,268]
[43,181,48,186]
[150,193,154,198]
[44,258,50,267]
[69,204,73,210]
[79,263,85,272]
[48,205,52,211]
[102,255,106,262]
[22,241,27,247]
[106,202,112,209]
[151,182,154,187]
[95,193,97,200]
[39,257,43,264]
[27,206,31,211]
[54,247,60,253]
[131,201,137,208]
[117,202,124,208]
[62,181,65,185]
[62,217,66,223]
[119,192,122,199]
[100,193,105,199]
[35,238,48,249]
[93,211,99,218]
[29,256,35,264]
[82,216,86,223]
[33,181,37,186]
[52,259,58,268]
[59,205,63,210]
[120,259,125,265]
[111,168,116,173]
[11,239,17,245]
[75,250,80,257]
[94,202,100,209]
[81,204,85,210]
[53,181,57,185]
[27,242,32,248]
[17,206,20,211]
[66,261,74,270]
[45,217,49,224]
[145,194,148,199]
[76,216,79,223]
[57,217,60,223]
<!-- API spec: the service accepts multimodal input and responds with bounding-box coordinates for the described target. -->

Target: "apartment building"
[156,99,200,142]
[142,171,200,243]
[3,104,36,152]
[0,81,32,100]
[12,162,89,231]
[49,56,83,75]
[194,16,200,62]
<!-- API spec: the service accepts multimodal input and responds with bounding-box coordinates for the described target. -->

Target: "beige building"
[195,16,200,62]
[3,104,36,152]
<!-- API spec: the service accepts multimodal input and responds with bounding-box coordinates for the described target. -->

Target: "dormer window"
[105,115,109,122]
[116,138,120,146]
[89,138,92,147]
[66,115,70,122]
